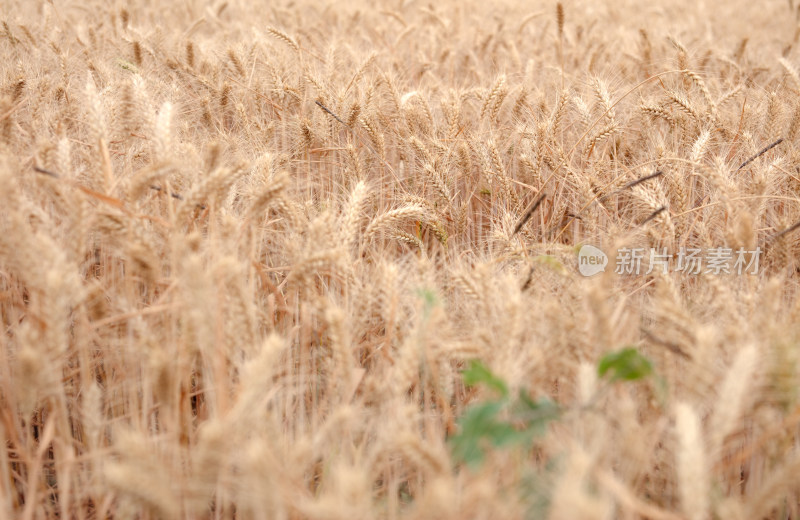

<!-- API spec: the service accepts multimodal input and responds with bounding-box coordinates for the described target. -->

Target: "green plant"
[452,348,656,468]
[597,347,653,382]
[450,361,560,467]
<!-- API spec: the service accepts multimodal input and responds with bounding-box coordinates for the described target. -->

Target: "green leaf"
[514,392,561,435]
[415,288,439,321]
[449,401,501,466]
[532,255,566,274]
[450,401,526,466]
[598,347,653,382]
[452,365,562,467]
[115,58,140,73]
[416,288,437,306]
[462,360,508,398]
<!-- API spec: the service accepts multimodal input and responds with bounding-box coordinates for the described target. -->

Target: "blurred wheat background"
[3,0,800,518]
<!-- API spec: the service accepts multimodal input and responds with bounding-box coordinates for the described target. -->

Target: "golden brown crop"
[2,0,800,518]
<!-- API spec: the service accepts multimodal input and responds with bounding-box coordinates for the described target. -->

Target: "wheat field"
[3,0,800,518]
